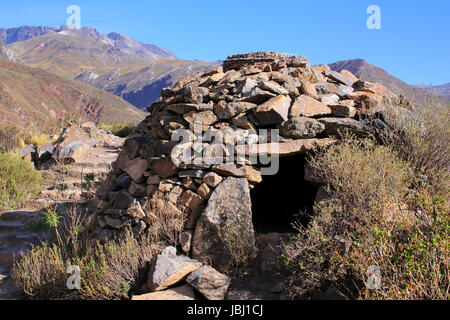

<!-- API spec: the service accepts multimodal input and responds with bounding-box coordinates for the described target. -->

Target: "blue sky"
[0,0,449,85]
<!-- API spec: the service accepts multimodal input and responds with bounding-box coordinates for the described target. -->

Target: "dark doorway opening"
[251,155,318,233]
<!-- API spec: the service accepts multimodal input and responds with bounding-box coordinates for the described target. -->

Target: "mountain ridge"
[2,25,217,109]
[0,58,146,129]
[0,25,176,60]
[328,59,448,104]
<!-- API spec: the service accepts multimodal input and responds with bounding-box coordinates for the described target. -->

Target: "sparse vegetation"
[223,214,258,277]
[143,200,186,247]
[12,204,161,300]
[0,124,20,153]
[281,99,449,300]
[0,153,42,211]
[98,121,135,138]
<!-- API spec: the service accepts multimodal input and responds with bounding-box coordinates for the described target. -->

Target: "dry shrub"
[143,199,187,246]
[75,233,158,300]
[0,124,20,153]
[0,152,42,211]
[12,204,160,300]
[380,98,450,193]
[281,134,448,300]
[281,138,413,298]
[18,131,51,147]
[350,190,449,300]
[223,214,258,277]
[12,243,69,299]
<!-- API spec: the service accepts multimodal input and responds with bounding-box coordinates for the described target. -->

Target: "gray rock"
[334,85,354,98]
[240,87,276,104]
[192,177,256,274]
[253,95,291,126]
[257,79,289,96]
[19,145,35,158]
[213,101,256,120]
[278,117,325,139]
[179,170,206,179]
[186,265,231,300]
[113,190,135,209]
[323,70,355,87]
[147,247,203,291]
[132,284,196,300]
[318,118,369,137]
[319,94,340,105]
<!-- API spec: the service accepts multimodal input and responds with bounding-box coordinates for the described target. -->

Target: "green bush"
[0,153,42,211]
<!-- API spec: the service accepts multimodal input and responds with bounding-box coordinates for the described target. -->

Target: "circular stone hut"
[91,52,389,276]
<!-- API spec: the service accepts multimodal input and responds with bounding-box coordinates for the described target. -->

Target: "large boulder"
[192,177,256,274]
[253,95,291,125]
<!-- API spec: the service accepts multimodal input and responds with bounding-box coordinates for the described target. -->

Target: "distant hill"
[415,83,450,98]
[0,26,59,45]
[0,38,5,58]
[328,59,448,104]
[2,25,216,109]
[0,38,15,61]
[4,26,176,78]
[77,59,220,109]
[0,58,146,129]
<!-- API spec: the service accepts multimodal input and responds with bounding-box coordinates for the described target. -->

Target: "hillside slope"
[0,58,146,129]
[415,83,450,98]
[3,25,216,109]
[328,59,445,104]
[6,28,175,78]
[78,59,219,109]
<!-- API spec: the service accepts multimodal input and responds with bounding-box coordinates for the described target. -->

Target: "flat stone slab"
[132,284,196,300]
[235,138,338,158]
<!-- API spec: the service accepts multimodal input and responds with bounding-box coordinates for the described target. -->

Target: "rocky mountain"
[415,83,450,98]
[4,26,176,78]
[0,26,59,45]
[1,25,175,60]
[77,59,220,109]
[0,58,146,129]
[328,59,448,104]
[3,25,216,109]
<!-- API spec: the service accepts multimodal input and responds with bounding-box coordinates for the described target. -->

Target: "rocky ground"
[0,123,125,300]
